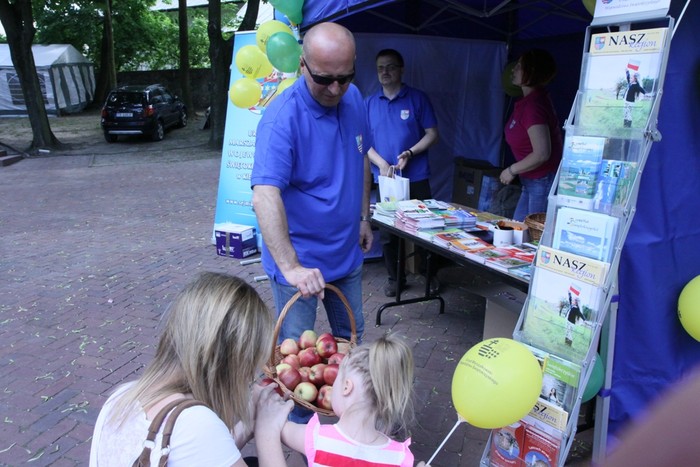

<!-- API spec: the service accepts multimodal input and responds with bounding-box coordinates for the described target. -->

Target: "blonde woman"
[89,272,292,466]
[274,334,430,466]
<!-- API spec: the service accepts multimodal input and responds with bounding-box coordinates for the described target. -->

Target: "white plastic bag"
[378,166,410,203]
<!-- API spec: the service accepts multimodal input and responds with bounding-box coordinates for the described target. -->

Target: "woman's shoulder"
[168,405,241,465]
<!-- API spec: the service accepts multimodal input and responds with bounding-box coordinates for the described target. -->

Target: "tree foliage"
[33,0,241,71]
[0,0,60,151]
[2,0,258,151]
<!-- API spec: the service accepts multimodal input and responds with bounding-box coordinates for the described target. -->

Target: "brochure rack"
[480,14,674,467]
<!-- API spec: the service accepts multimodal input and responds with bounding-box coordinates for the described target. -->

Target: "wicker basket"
[263,284,357,417]
[524,212,546,242]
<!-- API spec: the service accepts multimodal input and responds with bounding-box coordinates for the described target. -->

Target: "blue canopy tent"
[296,0,700,453]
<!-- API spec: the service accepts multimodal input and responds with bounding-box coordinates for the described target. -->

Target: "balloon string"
[426,417,465,465]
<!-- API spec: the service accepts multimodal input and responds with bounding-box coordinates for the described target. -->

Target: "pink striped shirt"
[304,414,414,467]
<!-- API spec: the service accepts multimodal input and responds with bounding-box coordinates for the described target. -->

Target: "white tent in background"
[236,1,274,24]
[0,44,95,117]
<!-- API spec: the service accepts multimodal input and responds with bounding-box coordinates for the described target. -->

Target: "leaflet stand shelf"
[480,15,674,467]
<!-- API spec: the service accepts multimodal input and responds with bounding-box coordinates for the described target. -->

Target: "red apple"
[309,363,327,386]
[294,381,318,403]
[323,363,339,385]
[281,354,301,369]
[259,377,284,396]
[316,384,333,410]
[299,329,318,349]
[298,366,311,383]
[275,362,292,374]
[315,333,338,359]
[277,365,302,391]
[316,332,334,343]
[298,347,322,367]
[280,338,300,356]
[327,352,345,365]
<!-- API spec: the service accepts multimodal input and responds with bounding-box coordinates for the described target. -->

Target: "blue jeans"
[269,264,365,343]
[513,173,555,221]
[269,265,364,423]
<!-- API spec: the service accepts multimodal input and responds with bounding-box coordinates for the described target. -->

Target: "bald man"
[251,23,372,370]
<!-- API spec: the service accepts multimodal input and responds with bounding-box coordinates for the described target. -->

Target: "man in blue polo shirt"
[251,23,373,351]
[366,49,440,297]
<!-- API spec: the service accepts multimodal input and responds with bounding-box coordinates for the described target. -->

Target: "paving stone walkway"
[0,114,590,466]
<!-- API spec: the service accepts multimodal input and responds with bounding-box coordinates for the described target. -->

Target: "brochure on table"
[481,8,674,466]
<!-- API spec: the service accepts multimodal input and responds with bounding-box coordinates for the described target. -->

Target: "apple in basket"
[316,332,338,358]
[277,365,302,391]
[259,377,284,397]
[294,381,318,403]
[276,362,291,374]
[298,347,322,367]
[281,354,301,369]
[316,385,333,411]
[309,363,327,386]
[299,330,318,349]
[323,364,339,386]
[280,338,300,356]
[327,352,345,366]
[298,366,311,383]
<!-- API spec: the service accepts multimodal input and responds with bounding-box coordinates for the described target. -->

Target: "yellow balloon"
[235,45,273,79]
[229,78,262,109]
[276,77,297,94]
[451,338,542,429]
[678,275,700,341]
[256,20,294,53]
[582,0,596,16]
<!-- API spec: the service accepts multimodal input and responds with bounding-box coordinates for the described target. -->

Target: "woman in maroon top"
[499,49,563,221]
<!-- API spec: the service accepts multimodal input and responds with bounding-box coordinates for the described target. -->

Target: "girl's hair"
[109,272,273,430]
[519,48,557,87]
[342,333,415,438]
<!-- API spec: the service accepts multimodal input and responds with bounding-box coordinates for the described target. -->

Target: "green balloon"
[582,354,604,403]
[266,32,302,73]
[270,0,304,25]
[502,61,523,97]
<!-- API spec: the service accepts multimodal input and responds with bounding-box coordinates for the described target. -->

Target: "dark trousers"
[382,178,434,282]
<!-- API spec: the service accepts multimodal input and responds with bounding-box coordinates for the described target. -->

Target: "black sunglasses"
[302,58,355,86]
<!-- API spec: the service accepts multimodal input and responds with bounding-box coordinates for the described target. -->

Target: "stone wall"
[116,69,217,112]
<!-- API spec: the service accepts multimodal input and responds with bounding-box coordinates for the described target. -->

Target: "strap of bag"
[132,398,206,467]
[387,165,402,179]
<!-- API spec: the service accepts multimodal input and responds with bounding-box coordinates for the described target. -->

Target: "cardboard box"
[452,158,502,209]
[482,284,527,340]
[215,224,258,259]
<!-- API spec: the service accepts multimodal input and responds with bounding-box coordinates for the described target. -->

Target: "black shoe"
[429,276,440,295]
[384,279,407,297]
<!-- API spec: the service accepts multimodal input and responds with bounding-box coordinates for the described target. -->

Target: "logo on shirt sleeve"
[400,109,410,120]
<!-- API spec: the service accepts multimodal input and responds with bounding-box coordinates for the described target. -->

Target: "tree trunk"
[178,0,193,113]
[0,0,61,152]
[93,0,117,108]
[207,0,260,149]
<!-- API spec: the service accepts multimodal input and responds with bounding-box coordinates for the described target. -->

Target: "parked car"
[100,84,187,142]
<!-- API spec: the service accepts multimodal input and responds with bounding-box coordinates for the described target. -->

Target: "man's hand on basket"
[286,266,326,299]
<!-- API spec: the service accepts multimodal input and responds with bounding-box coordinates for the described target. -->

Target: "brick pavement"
[0,116,591,466]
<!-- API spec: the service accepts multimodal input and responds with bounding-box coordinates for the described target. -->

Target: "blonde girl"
[89,272,290,466]
[279,333,421,466]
